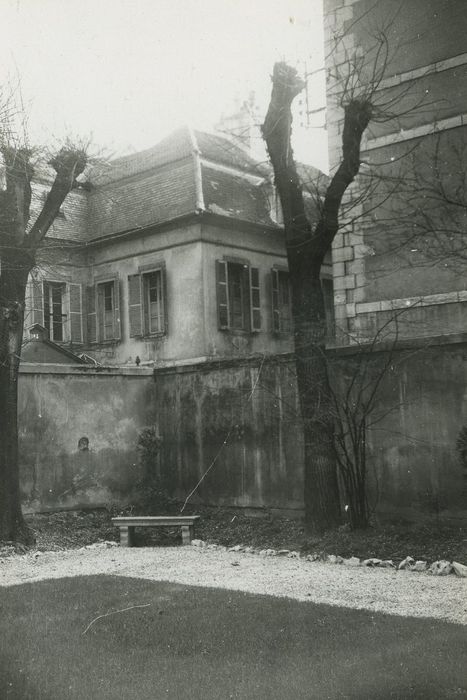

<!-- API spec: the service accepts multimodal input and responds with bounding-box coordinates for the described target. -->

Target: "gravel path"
[1,546,466,625]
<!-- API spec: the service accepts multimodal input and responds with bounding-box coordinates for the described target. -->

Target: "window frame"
[128,263,167,339]
[43,279,67,342]
[271,266,293,336]
[88,276,121,344]
[216,257,261,333]
[28,275,84,345]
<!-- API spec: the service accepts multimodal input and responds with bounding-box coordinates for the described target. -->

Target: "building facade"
[25,127,332,367]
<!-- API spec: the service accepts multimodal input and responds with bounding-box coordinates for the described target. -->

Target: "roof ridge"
[187,126,205,212]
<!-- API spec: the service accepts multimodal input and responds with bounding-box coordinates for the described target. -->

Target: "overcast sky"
[0,0,328,169]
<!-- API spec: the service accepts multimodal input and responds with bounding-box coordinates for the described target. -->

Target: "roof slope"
[86,126,276,240]
[202,165,272,226]
[29,126,328,243]
[88,159,198,240]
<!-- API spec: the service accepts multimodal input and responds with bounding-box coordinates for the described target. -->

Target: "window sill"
[219,328,260,336]
[90,339,121,346]
[131,333,167,340]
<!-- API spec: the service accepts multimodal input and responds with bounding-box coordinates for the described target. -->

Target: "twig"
[82,603,151,635]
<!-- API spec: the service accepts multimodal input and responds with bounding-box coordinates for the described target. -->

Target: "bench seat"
[111,515,200,547]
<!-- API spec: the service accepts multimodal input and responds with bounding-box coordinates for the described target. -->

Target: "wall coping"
[19,362,154,376]
[19,331,467,378]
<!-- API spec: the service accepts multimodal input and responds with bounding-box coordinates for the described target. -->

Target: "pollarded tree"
[0,118,88,542]
[261,6,431,531]
[262,62,372,531]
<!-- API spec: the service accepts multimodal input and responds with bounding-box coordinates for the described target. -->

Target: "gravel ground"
[1,545,466,625]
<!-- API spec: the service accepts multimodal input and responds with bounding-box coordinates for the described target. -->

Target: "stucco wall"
[330,340,467,522]
[18,364,156,512]
[84,224,206,364]
[18,342,467,521]
[201,222,294,358]
[153,357,305,513]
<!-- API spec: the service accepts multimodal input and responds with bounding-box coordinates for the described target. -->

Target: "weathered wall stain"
[18,342,467,521]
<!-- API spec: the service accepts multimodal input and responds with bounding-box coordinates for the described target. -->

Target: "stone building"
[323,0,467,520]
[324,0,467,343]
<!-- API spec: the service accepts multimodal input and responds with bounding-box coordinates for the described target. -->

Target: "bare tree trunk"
[262,63,371,532]
[0,144,88,543]
[0,253,33,542]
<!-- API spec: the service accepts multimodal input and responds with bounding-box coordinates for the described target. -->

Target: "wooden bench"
[111,516,200,547]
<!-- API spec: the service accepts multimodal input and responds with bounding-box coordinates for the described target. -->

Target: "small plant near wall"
[136,427,171,513]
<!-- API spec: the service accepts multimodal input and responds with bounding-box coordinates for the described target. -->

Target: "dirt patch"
[14,506,467,565]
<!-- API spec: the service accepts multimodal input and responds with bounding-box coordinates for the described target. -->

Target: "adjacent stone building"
[324,0,467,342]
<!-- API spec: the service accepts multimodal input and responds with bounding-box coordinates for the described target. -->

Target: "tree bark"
[0,145,87,543]
[262,63,371,532]
[0,253,33,541]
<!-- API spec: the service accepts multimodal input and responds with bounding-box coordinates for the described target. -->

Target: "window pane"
[144,271,163,334]
[228,264,244,330]
[43,281,65,341]
[278,271,292,333]
[98,282,115,340]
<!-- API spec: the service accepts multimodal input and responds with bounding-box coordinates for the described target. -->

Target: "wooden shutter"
[161,267,168,335]
[216,260,230,329]
[86,285,97,344]
[249,266,261,331]
[271,268,280,333]
[112,278,121,340]
[68,283,83,344]
[128,274,143,337]
[31,276,44,326]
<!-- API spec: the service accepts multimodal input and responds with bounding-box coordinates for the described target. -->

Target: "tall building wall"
[324,0,467,342]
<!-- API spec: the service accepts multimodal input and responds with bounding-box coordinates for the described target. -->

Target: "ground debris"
[451,561,467,578]
[429,560,452,576]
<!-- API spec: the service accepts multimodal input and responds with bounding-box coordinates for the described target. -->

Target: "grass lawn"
[0,576,466,699]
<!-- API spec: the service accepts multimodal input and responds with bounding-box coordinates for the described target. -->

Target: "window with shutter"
[216,260,261,333]
[95,278,121,342]
[87,285,97,344]
[143,269,165,335]
[128,267,167,338]
[68,283,83,344]
[271,268,292,334]
[249,267,261,331]
[31,276,44,327]
[43,281,66,341]
[128,274,143,337]
[216,260,230,329]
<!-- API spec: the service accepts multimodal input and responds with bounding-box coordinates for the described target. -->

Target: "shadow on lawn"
[0,575,466,699]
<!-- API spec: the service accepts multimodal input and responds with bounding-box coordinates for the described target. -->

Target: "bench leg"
[120,526,135,547]
[181,524,194,545]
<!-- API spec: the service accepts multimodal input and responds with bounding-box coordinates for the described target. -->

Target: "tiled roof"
[30,126,327,243]
[29,181,88,243]
[195,131,266,174]
[87,159,197,240]
[85,127,275,240]
[202,165,273,226]
[88,127,194,186]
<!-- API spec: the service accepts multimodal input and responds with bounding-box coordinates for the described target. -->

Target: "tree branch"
[27,146,87,247]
